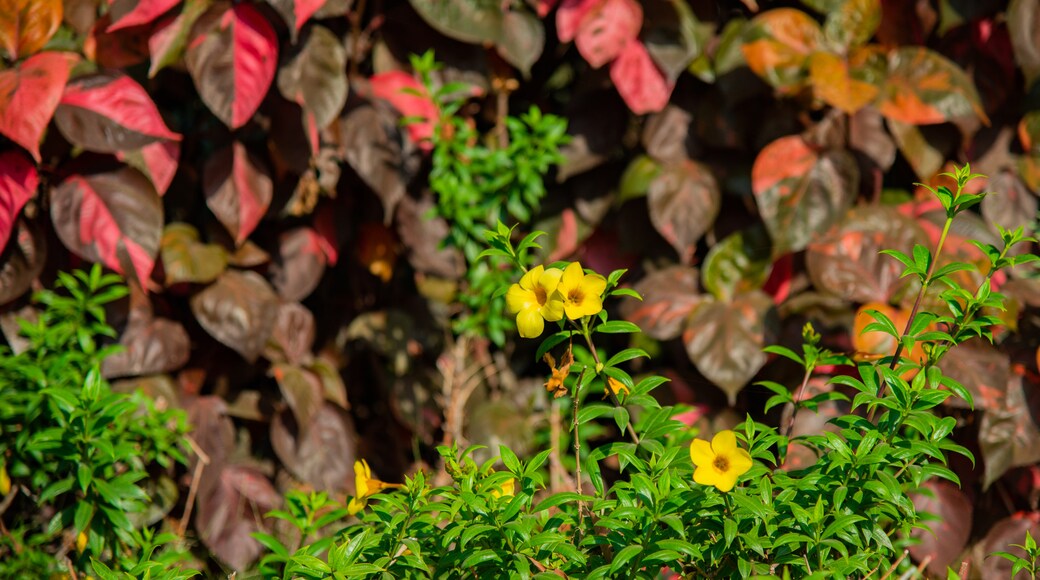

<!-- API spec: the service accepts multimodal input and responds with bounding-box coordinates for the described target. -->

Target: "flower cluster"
[506,262,607,338]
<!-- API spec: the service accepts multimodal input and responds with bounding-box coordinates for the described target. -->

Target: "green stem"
[574,318,640,445]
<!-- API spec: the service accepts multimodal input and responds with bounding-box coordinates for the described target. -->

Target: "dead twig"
[178,435,211,538]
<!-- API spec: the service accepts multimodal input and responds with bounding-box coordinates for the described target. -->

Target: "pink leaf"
[369,71,438,152]
[556,0,601,43]
[293,0,326,31]
[0,150,38,254]
[50,167,163,289]
[107,0,181,31]
[186,3,278,128]
[0,51,75,161]
[116,139,180,195]
[59,72,181,149]
[574,0,641,69]
[203,141,272,245]
[610,40,672,115]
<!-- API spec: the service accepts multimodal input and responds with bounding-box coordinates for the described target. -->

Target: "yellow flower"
[76,530,88,554]
[0,464,9,495]
[506,265,565,338]
[490,478,515,498]
[347,459,402,515]
[689,430,753,493]
[557,262,606,320]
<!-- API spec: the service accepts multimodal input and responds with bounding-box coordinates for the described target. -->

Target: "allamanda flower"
[347,459,402,514]
[689,430,753,493]
[557,262,606,320]
[506,265,565,338]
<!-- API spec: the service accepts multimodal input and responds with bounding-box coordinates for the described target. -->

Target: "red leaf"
[107,0,181,31]
[0,51,75,161]
[609,40,672,115]
[556,0,600,43]
[50,167,163,289]
[186,2,278,128]
[574,0,641,69]
[313,203,339,265]
[0,150,37,254]
[56,72,181,153]
[203,142,272,245]
[369,71,438,152]
[293,0,325,31]
[116,139,180,196]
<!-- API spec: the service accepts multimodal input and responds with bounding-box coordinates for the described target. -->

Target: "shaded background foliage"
[0,0,1039,574]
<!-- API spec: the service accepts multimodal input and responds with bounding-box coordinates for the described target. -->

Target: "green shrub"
[0,266,195,578]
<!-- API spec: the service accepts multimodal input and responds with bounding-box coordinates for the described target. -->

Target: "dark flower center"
[568,288,584,304]
[535,287,547,305]
[713,455,729,472]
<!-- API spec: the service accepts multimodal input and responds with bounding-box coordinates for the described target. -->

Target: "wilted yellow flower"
[0,464,9,495]
[689,430,753,493]
[544,347,574,399]
[76,530,88,554]
[506,265,565,338]
[490,478,515,498]
[347,459,402,515]
[557,262,606,320]
[605,377,630,398]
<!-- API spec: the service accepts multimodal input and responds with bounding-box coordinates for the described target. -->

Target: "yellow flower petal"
[713,470,740,493]
[541,292,565,321]
[538,267,563,291]
[347,497,366,515]
[354,459,371,497]
[580,274,607,299]
[711,430,738,455]
[693,465,719,487]
[561,261,584,289]
[506,284,536,314]
[729,448,753,475]
[574,294,603,318]
[516,308,545,338]
[520,265,545,290]
[689,439,714,467]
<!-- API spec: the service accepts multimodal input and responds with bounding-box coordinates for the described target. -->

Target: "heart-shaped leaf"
[808,52,879,115]
[0,51,75,161]
[266,0,327,37]
[190,269,280,362]
[203,142,273,245]
[116,139,180,196]
[102,293,190,378]
[0,150,37,255]
[751,134,859,254]
[0,0,62,60]
[195,464,279,571]
[186,2,278,128]
[741,8,822,91]
[1009,0,1040,88]
[620,265,702,341]
[148,0,210,78]
[574,0,642,69]
[270,227,326,301]
[270,402,356,492]
[701,225,774,302]
[497,10,545,76]
[50,167,163,289]
[55,71,181,153]
[978,373,1040,489]
[107,0,181,32]
[277,25,347,129]
[0,218,45,305]
[610,39,673,115]
[877,47,988,125]
[272,362,324,435]
[160,222,228,286]
[340,103,420,218]
[647,159,720,264]
[682,291,776,405]
[265,300,315,366]
[806,206,926,304]
[369,71,438,151]
[408,0,502,45]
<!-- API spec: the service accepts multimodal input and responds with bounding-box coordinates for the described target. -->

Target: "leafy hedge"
[0,0,1039,576]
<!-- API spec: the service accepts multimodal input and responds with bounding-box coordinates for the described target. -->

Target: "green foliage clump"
[246,165,1039,578]
[0,266,195,579]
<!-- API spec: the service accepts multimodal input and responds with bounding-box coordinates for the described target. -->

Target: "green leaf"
[609,545,643,574]
[605,348,649,367]
[595,320,641,334]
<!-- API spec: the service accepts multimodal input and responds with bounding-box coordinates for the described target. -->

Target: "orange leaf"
[741,8,822,91]
[877,47,989,126]
[808,51,879,114]
[0,0,62,60]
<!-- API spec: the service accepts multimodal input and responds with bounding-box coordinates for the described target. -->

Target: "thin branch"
[178,435,211,538]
